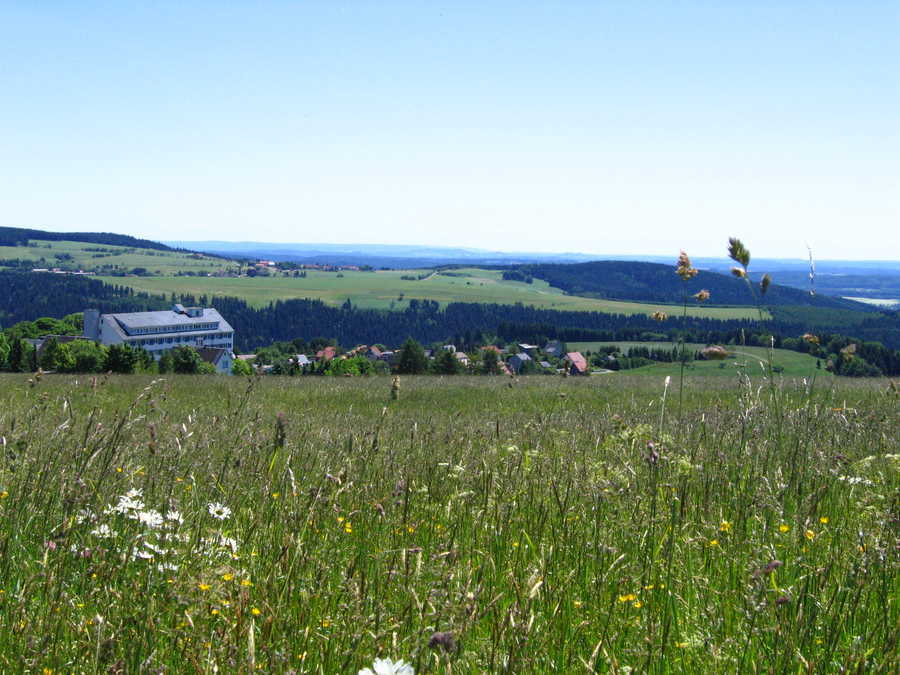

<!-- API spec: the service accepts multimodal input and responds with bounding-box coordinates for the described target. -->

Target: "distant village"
[238,339,593,377]
[13,304,601,377]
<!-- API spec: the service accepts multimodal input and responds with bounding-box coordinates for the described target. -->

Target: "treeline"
[201,296,765,352]
[2,271,899,375]
[506,260,868,310]
[0,272,169,327]
[0,226,177,251]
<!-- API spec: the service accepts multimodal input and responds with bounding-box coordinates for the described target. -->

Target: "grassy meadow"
[0,373,896,672]
[99,268,763,319]
[570,342,830,378]
[0,240,233,275]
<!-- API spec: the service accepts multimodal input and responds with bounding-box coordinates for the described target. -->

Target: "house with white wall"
[83,304,235,373]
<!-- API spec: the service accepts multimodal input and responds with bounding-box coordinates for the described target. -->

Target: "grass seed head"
[727,237,751,267]
[675,250,699,281]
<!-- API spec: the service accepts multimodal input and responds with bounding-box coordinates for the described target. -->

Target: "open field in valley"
[0,373,895,671]
[99,268,765,319]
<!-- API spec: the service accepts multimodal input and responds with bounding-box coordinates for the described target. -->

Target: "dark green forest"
[502,260,869,309]
[0,226,179,252]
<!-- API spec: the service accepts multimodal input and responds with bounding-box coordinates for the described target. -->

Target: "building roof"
[294,354,311,365]
[511,352,532,361]
[566,352,588,372]
[103,307,232,334]
[196,347,229,366]
[316,346,337,361]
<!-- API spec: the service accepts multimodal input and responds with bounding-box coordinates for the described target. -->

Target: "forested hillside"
[506,261,867,309]
[0,272,168,328]
[3,271,898,352]
[0,226,177,252]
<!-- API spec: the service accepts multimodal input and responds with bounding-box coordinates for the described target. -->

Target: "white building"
[83,304,235,373]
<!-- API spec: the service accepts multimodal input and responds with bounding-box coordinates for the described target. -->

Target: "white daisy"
[358,658,414,675]
[90,523,116,539]
[109,493,144,514]
[137,509,164,529]
[166,510,184,525]
[207,502,232,520]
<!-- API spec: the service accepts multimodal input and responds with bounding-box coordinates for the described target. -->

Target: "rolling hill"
[506,260,869,310]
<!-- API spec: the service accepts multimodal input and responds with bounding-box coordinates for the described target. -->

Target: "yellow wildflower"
[779,524,790,533]
[805,530,815,541]
[708,539,719,547]
[719,520,732,533]
[251,607,262,616]
[618,593,637,603]
[241,578,253,587]
[198,583,211,592]
[222,573,234,582]
[819,516,828,524]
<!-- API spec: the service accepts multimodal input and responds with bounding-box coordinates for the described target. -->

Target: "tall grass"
[0,373,896,672]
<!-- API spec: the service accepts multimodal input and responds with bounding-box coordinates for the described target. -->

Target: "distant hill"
[0,226,176,252]
[509,261,870,311]
[166,240,598,267]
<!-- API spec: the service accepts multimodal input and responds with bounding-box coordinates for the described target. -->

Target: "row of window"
[128,335,233,347]
[124,322,219,335]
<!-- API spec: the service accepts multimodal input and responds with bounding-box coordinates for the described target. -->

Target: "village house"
[543,340,564,358]
[508,352,532,374]
[196,347,234,374]
[563,351,589,376]
[315,346,337,362]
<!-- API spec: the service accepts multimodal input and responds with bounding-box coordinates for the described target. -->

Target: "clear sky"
[1,2,897,259]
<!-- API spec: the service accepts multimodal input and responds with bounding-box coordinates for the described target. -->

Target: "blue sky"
[1,2,897,259]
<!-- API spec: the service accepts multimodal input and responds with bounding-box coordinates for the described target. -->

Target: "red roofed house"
[564,351,588,376]
[316,346,337,362]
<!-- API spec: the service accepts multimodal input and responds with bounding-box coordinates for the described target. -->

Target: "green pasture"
[570,341,828,378]
[0,239,233,274]
[0,374,894,671]
[99,268,763,319]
